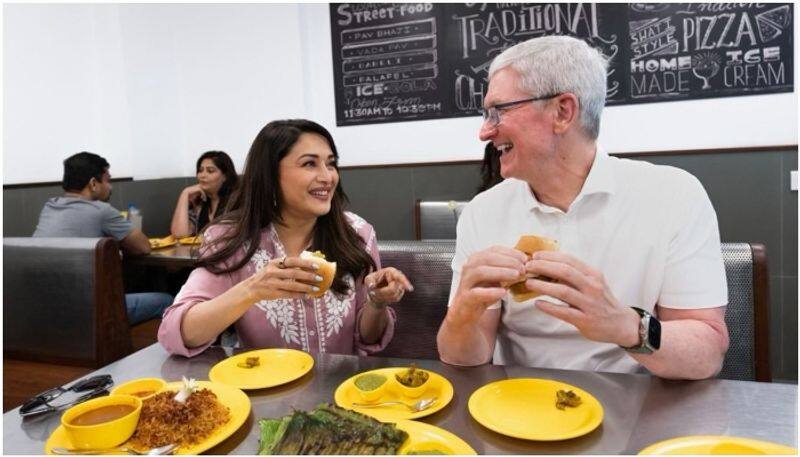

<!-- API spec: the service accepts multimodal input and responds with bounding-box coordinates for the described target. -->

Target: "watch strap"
[622,307,659,354]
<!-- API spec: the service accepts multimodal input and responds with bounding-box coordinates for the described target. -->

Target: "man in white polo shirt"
[437,35,729,379]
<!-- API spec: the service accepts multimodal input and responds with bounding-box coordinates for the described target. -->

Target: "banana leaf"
[257,403,408,455]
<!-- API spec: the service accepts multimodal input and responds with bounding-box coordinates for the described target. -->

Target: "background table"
[128,245,198,269]
[3,345,797,454]
[123,245,198,296]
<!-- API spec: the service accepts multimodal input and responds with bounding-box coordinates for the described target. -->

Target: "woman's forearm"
[170,192,192,237]
[180,283,253,348]
[358,301,389,344]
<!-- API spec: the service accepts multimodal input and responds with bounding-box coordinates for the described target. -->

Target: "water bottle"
[128,204,143,232]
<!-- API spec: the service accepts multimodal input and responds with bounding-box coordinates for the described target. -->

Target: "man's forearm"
[630,319,728,380]
[121,229,151,256]
[437,311,494,366]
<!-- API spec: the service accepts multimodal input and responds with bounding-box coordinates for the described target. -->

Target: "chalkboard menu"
[330,3,793,126]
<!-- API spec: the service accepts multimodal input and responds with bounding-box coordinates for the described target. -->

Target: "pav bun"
[503,235,559,302]
[300,250,337,298]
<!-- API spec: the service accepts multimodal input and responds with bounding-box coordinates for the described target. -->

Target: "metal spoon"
[51,443,178,455]
[353,397,437,412]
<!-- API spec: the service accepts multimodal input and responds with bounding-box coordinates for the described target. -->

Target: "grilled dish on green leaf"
[258,403,408,455]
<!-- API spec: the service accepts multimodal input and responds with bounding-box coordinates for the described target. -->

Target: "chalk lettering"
[355,84,384,96]
[631,56,692,73]
[630,71,690,97]
[454,73,485,110]
[396,103,442,114]
[723,61,785,87]
[452,3,611,58]
[682,13,758,52]
[676,3,766,15]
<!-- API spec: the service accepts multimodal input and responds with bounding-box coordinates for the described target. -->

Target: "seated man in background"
[437,35,729,380]
[33,152,172,325]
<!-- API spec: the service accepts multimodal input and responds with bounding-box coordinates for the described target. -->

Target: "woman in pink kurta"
[158,120,412,357]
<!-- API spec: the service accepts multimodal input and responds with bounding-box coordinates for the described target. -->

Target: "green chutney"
[354,373,387,391]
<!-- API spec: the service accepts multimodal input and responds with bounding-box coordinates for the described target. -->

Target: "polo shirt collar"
[520,144,616,213]
[578,144,616,198]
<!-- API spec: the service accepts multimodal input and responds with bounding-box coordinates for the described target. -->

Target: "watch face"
[648,316,662,350]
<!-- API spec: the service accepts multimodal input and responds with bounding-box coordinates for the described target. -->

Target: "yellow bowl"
[393,369,431,399]
[354,373,388,403]
[61,395,142,449]
[110,377,166,400]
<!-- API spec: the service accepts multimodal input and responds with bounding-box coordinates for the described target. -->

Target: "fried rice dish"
[127,388,230,449]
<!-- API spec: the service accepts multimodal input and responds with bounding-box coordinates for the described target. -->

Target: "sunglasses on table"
[19,374,114,417]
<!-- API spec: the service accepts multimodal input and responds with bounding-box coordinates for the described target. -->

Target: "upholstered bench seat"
[3,237,133,367]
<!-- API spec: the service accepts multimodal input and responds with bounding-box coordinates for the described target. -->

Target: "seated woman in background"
[170,151,238,237]
[159,119,412,357]
[477,142,503,194]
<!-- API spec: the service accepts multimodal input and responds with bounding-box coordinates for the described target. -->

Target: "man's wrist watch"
[622,306,661,354]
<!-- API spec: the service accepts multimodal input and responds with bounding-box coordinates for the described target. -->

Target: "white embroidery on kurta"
[323,276,354,338]
[251,246,307,348]
[296,300,310,352]
[246,219,370,353]
[255,298,301,346]
[251,249,272,270]
[311,297,325,353]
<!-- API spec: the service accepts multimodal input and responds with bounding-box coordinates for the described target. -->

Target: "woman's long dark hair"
[198,119,376,295]
[477,142,504,194]
[196,150,238,230]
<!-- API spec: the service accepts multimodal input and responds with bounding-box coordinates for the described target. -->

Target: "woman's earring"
[272,194,277,208]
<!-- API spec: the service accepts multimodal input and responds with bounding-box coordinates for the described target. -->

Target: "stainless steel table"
[4,345,797,454]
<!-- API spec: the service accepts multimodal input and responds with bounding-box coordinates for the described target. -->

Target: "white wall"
[3,5,134,184]
[4,3,306,184]
[4,4,798,184]
[115,4,307,180]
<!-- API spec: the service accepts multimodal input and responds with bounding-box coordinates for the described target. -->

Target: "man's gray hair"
[488,35,609,139]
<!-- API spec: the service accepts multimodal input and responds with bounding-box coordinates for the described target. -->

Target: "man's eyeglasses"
[19,374,113,417]
[480,93,562,127]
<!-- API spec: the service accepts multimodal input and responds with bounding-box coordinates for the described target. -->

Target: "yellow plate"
[45,380,250,455]
[395,419,476,455]
[334,367,453,421]
[208,348,314,390]
[468,378,603,441]
[179,235,202,245]
[639,435,798,454]
[149,235,177,249]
